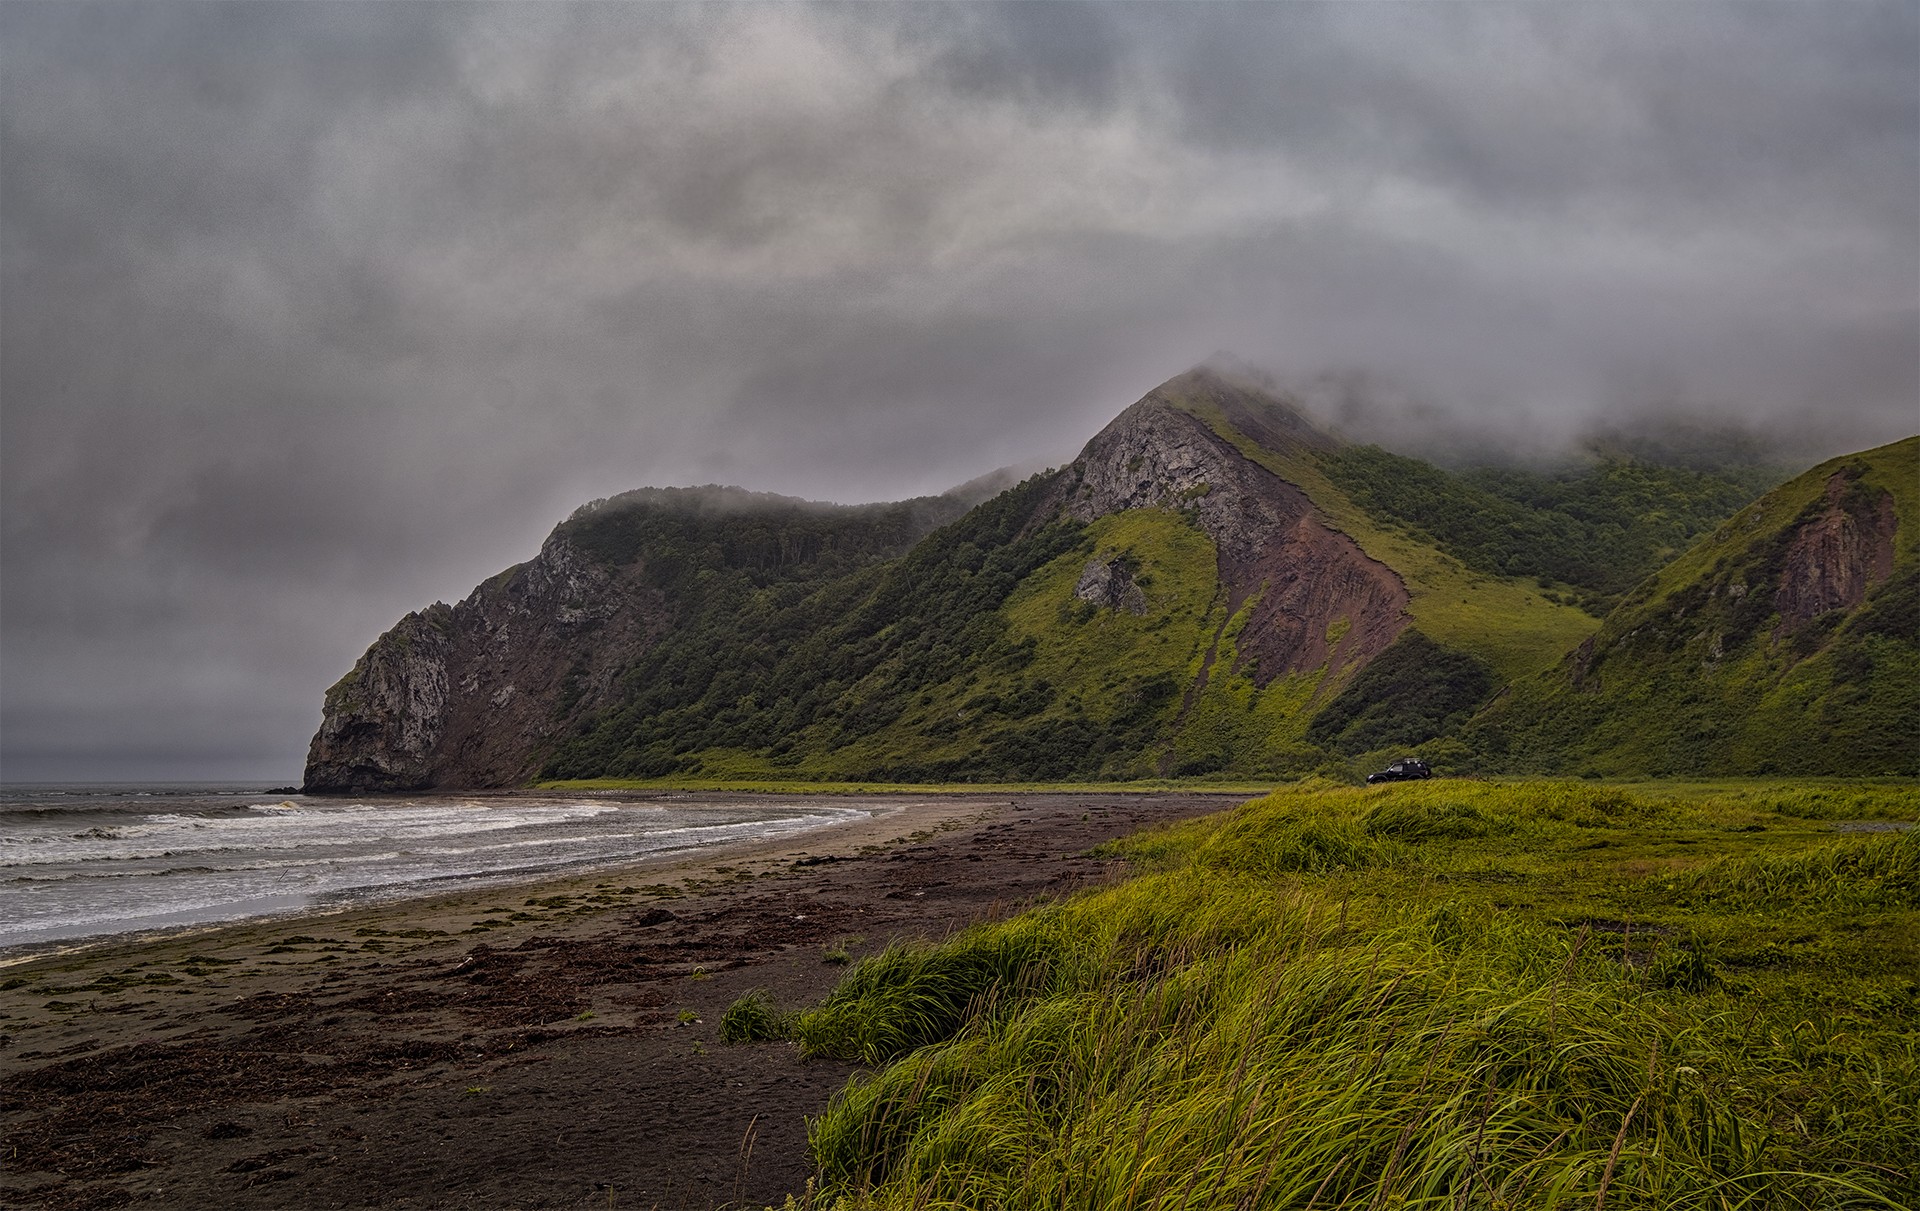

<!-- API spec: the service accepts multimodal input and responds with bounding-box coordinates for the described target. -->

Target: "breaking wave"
[0,787,869,949]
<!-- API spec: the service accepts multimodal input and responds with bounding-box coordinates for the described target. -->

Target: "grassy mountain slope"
[546,373,1618,784]
[815,509,1223,781]
[540,474,1096,781]
[820,506,1353,782]
[1470,437,1919,776]
[558,485,967,587]
[1164,378,1598,683]
[1320,443,1786,610]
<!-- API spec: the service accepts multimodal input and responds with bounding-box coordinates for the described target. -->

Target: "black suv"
[1366,757,1432,783]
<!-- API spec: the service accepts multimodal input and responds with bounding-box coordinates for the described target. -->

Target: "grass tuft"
[719,989,797,1044]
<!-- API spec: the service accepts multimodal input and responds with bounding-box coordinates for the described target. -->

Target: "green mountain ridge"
[302,370,1916,791]
[1318,443,1789,610]
[1472,436,1920,777]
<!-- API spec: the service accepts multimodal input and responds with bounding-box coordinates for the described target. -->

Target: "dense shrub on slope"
[1305,630,1494,755]
[1320,445,1783,608]
[542,474,1087,780]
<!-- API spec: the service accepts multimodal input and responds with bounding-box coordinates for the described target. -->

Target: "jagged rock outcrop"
[1057,369,1410,682]
[1073,557,1148,615]
[303,531,671,793]
[303,606,454,793]
[1772,470,1897,638]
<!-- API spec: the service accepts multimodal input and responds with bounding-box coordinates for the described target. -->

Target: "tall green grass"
[1675,830,1917,910]
[783,782,1918,1209]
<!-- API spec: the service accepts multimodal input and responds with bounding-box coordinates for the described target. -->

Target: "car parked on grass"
[1366,757,1432,783]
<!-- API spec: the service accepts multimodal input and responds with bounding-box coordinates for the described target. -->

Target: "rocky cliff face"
[303,530,673,793]
[303,488,967,793]
[1772,469,1897,637]
[303,606,454,793]
[1058,370,1410,683]
[1072,556,1148,615]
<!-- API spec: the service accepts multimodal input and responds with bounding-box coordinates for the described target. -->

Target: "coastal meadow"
[739,779,1918,1210]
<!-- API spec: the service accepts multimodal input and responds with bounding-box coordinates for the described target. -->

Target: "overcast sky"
[3,2,1915,782]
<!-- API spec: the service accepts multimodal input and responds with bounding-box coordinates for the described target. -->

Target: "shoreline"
[0,793,943,968]
[2,790,1247,1210]
[0,793,985,967]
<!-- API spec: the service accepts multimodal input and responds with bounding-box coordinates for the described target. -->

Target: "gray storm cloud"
[2,1,1914,779]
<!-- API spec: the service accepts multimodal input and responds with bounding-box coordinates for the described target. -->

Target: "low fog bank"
[1249,374,1867,487]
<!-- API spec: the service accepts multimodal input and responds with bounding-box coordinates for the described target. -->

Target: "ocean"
[0,784,874,951]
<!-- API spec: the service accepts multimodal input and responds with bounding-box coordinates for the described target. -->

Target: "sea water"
[0,784,872,950]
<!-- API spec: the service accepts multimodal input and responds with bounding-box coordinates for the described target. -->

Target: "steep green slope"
[1320,444,1784,609]
[540,474,1092,781]
[1304,630,1496,755]
[1470,437,1919,776]
[820,509,1221,781]
[1163,377,1598,683]
[820,506,1365,782]
[545,375,1612,784]
[558,485,963,586]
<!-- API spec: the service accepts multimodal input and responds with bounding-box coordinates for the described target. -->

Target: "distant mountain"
[1468,437,1918,776]
[302,368,1908,791]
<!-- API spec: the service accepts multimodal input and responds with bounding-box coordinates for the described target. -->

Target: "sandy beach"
[1,790,1245,1210]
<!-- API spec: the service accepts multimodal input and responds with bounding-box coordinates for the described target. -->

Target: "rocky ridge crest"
[1057,370,1410,682]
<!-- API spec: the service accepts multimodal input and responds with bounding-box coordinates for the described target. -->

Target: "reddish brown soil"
[1225,511,1409,686]
[0,792,1242,1210]
[1772,472,1897,636]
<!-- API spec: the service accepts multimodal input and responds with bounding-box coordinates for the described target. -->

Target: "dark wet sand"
[1,791,1245,1210]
